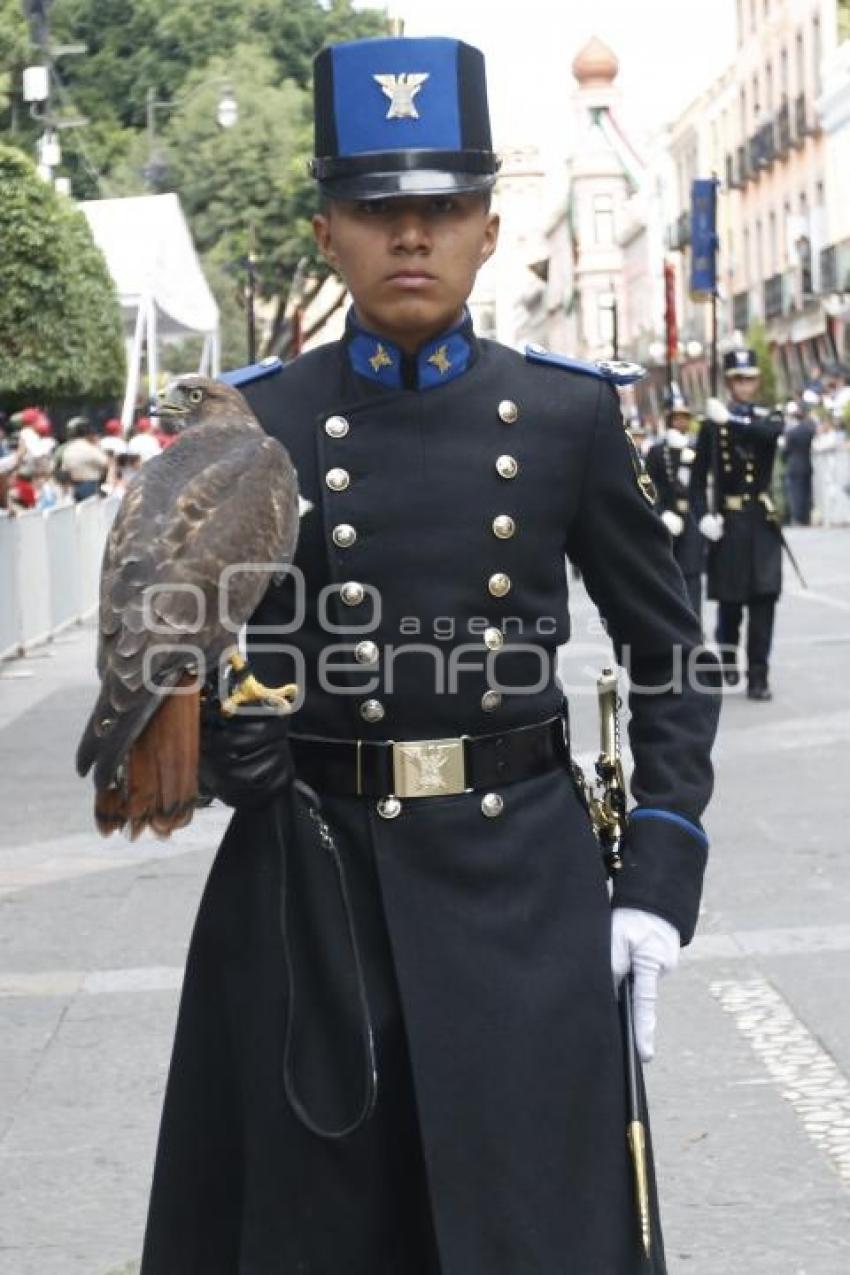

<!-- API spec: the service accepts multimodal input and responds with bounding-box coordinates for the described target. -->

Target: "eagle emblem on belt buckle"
[393,738,466,798]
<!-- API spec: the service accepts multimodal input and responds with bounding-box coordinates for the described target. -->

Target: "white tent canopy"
[81,194,220,427]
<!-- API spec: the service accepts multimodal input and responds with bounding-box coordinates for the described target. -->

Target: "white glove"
[705,396,729,425]
[660,509,684,537]
[699,512,724,542]
[611,907,680,1063]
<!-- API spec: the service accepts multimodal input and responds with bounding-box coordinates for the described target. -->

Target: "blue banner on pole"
[690,178,718,297]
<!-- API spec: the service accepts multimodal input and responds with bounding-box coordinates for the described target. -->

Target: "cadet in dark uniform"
[782,400,816,525]
[691,348,783,700]
[141,36,720,1275]
[645,390,704,618]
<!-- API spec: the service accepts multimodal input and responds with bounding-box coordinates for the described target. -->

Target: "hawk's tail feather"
[94,678,201,840]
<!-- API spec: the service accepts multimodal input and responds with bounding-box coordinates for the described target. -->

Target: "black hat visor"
[312,148,500,202]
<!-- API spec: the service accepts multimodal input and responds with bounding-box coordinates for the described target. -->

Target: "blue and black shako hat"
[723,348,760,378]
[310,37,501,201]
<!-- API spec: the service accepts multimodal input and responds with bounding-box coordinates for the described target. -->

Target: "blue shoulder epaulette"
[219,357,283,389]
[525,345,647,387]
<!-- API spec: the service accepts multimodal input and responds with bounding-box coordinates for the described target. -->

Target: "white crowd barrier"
[0,495,119,660]
[812,442,850,527]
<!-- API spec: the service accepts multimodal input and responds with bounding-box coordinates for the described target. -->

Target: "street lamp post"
[145,81,238,189]
[245,247,258,364]
[604,280,620,360]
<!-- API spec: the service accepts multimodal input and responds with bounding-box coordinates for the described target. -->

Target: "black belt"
[290,715,569,799]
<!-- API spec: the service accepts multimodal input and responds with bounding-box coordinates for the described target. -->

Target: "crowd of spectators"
[0,406,170,515]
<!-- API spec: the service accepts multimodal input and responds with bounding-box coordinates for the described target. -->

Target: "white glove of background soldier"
[611,907,680,1063]
[698,512,724,542]
[660,509,684,537]
[705,397,730,424]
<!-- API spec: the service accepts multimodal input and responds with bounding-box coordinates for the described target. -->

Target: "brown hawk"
[76,374,302,838]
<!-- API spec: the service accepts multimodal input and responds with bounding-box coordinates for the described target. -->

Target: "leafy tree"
[747,320,779,405]
[0,144,125,406]
[0,0,31,123]
[1,0,387,364]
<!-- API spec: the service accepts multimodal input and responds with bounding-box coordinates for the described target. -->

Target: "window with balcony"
[764,274,783,319]
[593,194,615,247]
[733,290,750,331]
[769,211,777,274]
[777,98,791,154]
[794,92,807,143]
[820,244,837,294]
[799,236,813,297]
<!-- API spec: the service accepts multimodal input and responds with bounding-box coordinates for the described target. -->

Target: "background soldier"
[140,35,720,1275]
[645,388,704,619]
[782,399,817,526]
[692,347,784,701]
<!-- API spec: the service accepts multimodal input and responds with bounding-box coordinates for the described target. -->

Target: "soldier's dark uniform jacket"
[141,312,720,1275]
[645,435,704,614]
[691,402,783,603]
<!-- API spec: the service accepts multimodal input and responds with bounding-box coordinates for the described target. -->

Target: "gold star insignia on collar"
[369,342,393,374]
[427,344,452,375]
[373,73,430,120]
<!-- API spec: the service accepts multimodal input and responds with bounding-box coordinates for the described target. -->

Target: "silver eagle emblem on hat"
[373,72,430,119]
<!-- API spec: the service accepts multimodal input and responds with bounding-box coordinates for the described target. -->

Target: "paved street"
[1,526,849,1275]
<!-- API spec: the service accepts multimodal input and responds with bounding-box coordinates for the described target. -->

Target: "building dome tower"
[571,36,619,90]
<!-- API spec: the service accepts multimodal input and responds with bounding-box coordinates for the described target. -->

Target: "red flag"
[664,260,678,364]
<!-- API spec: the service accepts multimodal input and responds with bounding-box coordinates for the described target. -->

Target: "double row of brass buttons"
[323,415,385,725]
[482,400,521,714]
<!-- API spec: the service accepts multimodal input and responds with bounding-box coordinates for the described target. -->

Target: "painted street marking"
[0,811,229,894]
[0,965,183,999]
[711,976,850,1189]
[2,924,850,1000]
[786,586,850,613]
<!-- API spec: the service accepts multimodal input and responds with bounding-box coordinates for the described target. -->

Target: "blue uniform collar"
[345,308,475,391]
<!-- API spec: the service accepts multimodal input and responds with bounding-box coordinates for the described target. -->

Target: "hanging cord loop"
[272,784,378,1139]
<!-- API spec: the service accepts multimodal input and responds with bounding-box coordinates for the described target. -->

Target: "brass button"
[745,474,754,484]
[332,523,357,548]
[481,689,502,712]
[341,581,365,606]
[326,467,350,492]
[496,454,519,480]
[377,795,402,819]
[492,514,516,539]
[488,572,511,598]
[498,399,519,424]
[325,415,350,439]
[484,626,504,650]
[355,640,379,665]
[360,698,385,723]
[481,792,504,818]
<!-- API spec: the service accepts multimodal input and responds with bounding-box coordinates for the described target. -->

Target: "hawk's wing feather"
[78,433,298,788]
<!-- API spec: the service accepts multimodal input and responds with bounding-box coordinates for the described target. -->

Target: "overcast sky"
[358,0,738,155]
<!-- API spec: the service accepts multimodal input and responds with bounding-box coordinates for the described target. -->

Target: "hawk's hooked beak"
[151,386,189,418]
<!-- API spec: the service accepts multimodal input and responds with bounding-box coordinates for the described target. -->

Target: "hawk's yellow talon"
[220,678,298,717]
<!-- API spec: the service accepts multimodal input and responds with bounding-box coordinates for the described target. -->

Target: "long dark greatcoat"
[691,401,783,602]
[141,321,720,1275]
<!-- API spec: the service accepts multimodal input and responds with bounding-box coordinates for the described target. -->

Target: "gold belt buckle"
[392,737,467,799]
